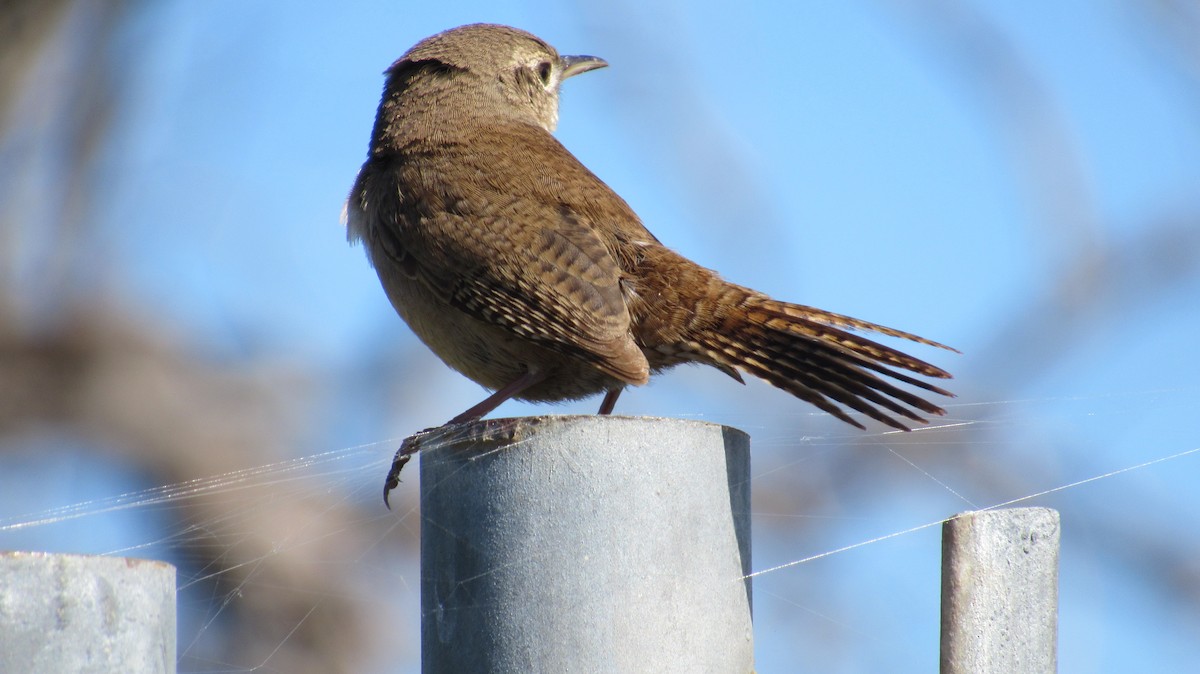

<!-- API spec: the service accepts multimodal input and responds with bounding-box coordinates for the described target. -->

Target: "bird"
[344,24,956,504]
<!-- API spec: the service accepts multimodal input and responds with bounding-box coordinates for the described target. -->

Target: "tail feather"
[693,295,955,430]
[761,303,960,354]
[852,352,955,398]
[748,304,952,379]
[702,331,930,431]
[697,332,874,429]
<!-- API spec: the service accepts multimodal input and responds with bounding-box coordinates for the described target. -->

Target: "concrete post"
[940,507,1060,674]
[0,551,176,674]
[417,415,753,673]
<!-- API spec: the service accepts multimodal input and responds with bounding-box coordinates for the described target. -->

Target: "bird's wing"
[358,122,651,385]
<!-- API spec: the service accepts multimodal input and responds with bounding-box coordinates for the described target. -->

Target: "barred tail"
[691,290,955,431]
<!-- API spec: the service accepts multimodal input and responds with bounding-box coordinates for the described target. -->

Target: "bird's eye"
[537,61,553,86]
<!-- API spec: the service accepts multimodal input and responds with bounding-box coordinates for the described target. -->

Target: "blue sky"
[3,2,1199,672]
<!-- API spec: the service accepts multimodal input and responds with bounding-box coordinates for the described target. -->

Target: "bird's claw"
[382,426,439,509]
[381,454,410,509]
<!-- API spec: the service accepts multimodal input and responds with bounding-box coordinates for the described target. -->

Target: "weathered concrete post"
[941,507,1060,674]
[0,551,176,674]
[418,415,753,673]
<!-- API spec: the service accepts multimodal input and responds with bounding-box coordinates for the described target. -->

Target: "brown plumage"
[345,25,956,502]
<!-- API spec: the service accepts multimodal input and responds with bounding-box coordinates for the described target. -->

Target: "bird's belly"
[374,262,623,402]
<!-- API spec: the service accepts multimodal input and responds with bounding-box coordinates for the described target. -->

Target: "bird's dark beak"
[560,54,608,80]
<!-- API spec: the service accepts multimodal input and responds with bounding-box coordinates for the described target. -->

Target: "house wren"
[345,24,956,503]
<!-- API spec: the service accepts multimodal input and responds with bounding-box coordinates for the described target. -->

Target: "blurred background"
[2,1,1199,672]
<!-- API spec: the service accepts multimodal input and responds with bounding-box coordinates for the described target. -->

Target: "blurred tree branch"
[0,2,400,671]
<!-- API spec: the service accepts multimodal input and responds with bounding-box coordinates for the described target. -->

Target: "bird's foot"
[382,417,535,508]
[382,426,441,509]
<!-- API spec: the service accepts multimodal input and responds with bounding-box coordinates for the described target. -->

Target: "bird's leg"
[446,370,546,425]
[597,388,622,415]
[384,369,546,507]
